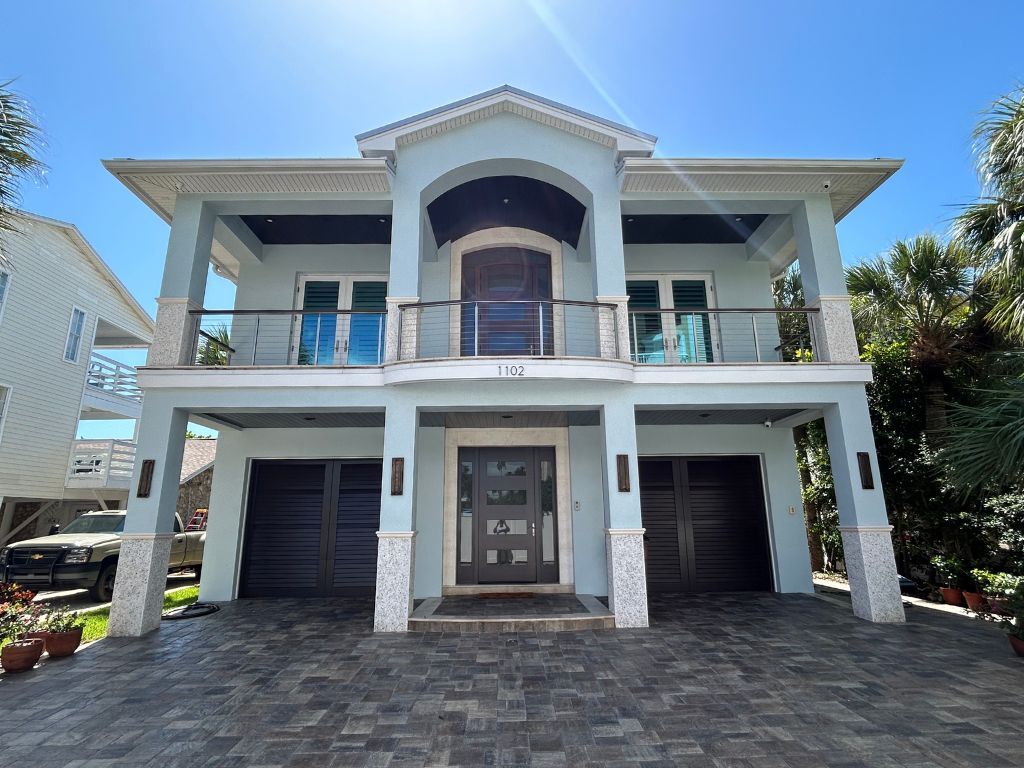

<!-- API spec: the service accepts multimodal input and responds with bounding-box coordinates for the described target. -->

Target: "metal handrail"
[399,298,619,310]
[626,307,819,314]
[188,308,385,316]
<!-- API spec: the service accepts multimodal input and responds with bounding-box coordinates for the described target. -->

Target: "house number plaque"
[497,364,526,377]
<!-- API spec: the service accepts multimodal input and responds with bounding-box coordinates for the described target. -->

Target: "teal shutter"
[299,281,340,365]
[626,281,664,361]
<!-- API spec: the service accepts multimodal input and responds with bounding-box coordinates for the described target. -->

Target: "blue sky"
[3,0,1021,437]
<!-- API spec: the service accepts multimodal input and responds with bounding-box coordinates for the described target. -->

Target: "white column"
[601,400,649,628]
[823,391,905,623]
[590,186,627,297]
[107,398,188,636]
[791,196,860,363]
[373,401,417,632]
[148,197,217,367]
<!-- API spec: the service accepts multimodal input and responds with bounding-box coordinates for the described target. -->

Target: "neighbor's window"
[0,385,10,445]
[64,307,86,362]
[0,271,10,324]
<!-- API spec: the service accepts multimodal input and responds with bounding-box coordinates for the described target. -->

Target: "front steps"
[409,593,614,632]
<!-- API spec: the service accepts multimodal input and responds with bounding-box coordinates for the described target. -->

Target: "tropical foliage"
[0,79,45,268]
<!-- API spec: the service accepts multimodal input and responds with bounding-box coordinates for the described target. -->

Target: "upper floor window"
[0,385,10,445]
[64,307,87,363]
[0,270,10,325]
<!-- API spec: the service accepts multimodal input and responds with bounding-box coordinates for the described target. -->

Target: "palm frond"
[0,79,46,270]
[944,374,1024,492]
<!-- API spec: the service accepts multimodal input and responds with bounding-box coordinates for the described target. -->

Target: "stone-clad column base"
[107,534,175,637]
[606,529,649,628]
[374,532,415,632]
[840,525,905,623]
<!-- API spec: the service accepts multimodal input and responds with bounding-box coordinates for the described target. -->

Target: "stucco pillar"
[148,197,217,367]
[823,390,905,623]
[374,401,417,632]
[791,197,860,363]
[108,399,189,636]
[590,186,628,297]
[387,175,422,298]
[601,401,648,628]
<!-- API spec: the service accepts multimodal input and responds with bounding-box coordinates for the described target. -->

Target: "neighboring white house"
[0,213,154,544]
[103,86,908,636]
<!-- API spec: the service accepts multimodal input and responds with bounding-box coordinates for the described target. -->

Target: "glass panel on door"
[298,280,340,365]
[671,280,714,363]
[626,280,666,363]
[346,281,387,364]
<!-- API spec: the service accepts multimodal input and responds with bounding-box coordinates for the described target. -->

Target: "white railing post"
[751,313,761,363]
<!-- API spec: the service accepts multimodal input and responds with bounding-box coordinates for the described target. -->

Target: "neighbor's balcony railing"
[627,307,818,364]
[86,352,142,402]
[188,309,388,366]
[66,439,136,488]
[397,299,619,360]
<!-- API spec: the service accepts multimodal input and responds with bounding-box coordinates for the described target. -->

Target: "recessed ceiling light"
[734,216,743,222]
[502,198,510,204]
[626,217,634,223]
[378,217,387,224]
[265,217,274,223]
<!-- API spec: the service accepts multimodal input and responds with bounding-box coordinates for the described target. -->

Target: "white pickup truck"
[0,510,205,602]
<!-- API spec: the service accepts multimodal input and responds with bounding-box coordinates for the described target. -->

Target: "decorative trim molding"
[606,528,646,536]
[119,532,176,541]
[838,525,894,533]
[377,531,416,539]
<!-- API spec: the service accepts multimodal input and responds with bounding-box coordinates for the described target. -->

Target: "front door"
[457,447,558,584]
[461,248,553,356]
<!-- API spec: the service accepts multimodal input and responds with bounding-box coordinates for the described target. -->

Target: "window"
[0,270,10,325]
[0,385,9,445]
[64,307,86,362]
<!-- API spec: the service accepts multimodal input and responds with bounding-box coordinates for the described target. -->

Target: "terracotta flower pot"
[20,630,50,642]
[44,627,83,658]
[939,587,963,606]
[963,591,988,612]
[1008,635,1024,658]
[1,638,45,673]
[988,597,1011,616]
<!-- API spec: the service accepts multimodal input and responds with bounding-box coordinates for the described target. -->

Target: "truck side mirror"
[48,524,61,536]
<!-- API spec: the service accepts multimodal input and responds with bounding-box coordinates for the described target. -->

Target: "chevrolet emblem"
[30,553,45,560]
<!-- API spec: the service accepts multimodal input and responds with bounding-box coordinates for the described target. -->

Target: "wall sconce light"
[137,459,155,498]
[391,457,405,495]
[616,454,630,492]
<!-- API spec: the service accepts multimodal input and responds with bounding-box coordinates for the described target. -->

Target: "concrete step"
[408,593,614,632]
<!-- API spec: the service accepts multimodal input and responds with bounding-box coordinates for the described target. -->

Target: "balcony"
[183,303,819,368]
[80,352,144,419]
[66,439,137,490]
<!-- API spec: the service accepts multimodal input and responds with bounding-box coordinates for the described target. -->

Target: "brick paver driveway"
[2,593,1023,767]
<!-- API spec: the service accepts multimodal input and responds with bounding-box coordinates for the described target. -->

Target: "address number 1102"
[498,365,526,377]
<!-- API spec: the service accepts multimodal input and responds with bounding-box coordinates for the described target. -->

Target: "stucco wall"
[412,427,444,598]
[568,425,608,595]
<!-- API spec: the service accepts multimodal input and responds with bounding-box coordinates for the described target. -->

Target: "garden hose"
[161,602,220,620]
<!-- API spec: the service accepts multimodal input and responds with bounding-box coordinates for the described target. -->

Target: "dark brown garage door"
[240,459,382,598]
[639,456,772,592]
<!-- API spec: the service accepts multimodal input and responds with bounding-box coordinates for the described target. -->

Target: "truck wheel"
[90,563,117,602]
[191,565,202,581]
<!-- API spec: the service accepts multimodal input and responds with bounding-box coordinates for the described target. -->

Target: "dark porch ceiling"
[622,213,768,244]
[426,176,586,248]
[240,215,392,245]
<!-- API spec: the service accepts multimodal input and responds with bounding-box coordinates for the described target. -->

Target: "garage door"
[239,459,382,598]
[639,456,772,593]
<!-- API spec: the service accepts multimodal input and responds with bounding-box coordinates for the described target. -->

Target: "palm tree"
[956,87,1024,341]
[0,79,45,267]
[944,355,1024,493]
[846,235,978,433]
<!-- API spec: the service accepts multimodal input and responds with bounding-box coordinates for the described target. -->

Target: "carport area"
[2,594,1023,767]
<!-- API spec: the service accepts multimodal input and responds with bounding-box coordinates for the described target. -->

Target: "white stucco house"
[0,213,154,544]
[102,86,906,636]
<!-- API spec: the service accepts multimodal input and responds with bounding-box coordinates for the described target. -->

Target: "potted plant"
[931,554,965,606]
[979,581,1024,657]
[1,597,44,674]
[978,571,1023,615]
[964,568,990,612]
[41,605,84,658]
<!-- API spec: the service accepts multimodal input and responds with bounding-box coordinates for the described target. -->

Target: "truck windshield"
[61,516,126,534]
